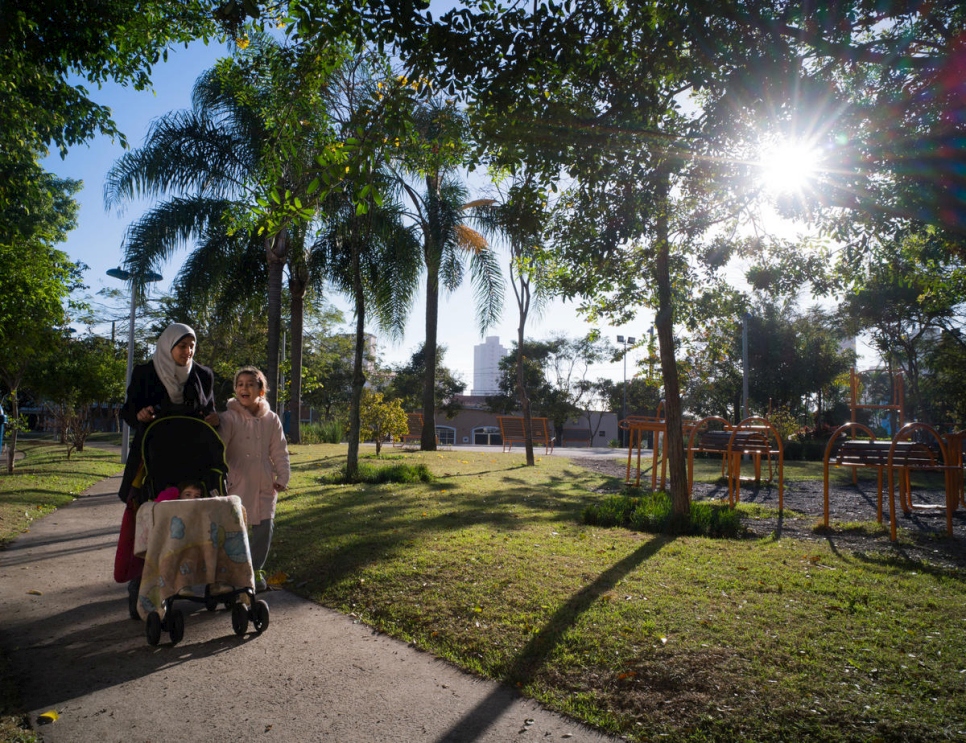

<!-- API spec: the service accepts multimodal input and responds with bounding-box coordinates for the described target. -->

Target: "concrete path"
[0,475,622,743]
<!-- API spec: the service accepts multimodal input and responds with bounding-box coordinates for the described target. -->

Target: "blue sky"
[42,39,875,392]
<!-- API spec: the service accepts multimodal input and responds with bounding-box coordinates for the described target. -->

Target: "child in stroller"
[155,479,206,502]
[131,415,270,645]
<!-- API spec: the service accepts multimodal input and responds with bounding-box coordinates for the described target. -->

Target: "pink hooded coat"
[218,397,290,526]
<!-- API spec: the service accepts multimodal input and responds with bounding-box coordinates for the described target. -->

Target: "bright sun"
[759,139,821,195]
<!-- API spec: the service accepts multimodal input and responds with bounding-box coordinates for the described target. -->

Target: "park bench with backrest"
[560,429,593,447]
[496,416,554,454]
[394,413,424,447]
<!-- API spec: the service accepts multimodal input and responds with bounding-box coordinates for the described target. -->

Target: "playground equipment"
[850,367,905,430]
[822,421,958,540]
[823,369,962,540]
[686,416,784,511]
[621,401,667,489]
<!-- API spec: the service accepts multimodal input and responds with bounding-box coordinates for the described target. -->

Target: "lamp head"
[616,335,625,344]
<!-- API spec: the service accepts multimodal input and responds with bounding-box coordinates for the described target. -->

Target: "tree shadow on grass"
[432,535,670,743]
[272,457,634,621]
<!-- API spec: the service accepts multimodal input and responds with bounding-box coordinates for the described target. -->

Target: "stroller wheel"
[252,600,270,634]
[204,588,218,612]
[127,578,141,620]
[146,611,162,646]
[168,609,185,644]
[231,602,248,636]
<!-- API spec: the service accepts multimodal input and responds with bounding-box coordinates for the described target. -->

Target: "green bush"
[628,491,673,532]
[322,461,435,485]
[301,420,343,445]
[583,492,744,538]
[582,494,639,527]
[783,440,829,461]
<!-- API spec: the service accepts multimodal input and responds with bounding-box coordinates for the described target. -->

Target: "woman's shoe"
[127,577,141,619]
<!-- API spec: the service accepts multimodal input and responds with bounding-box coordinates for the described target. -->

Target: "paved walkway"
[0,474,622,742]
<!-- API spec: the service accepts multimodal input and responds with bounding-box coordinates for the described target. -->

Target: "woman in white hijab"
[114,323,216,615]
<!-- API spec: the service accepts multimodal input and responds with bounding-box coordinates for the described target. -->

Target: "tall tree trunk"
[346,239,366,480]
[265,229,288,412]
[5,388,19,474]
[512,265,535,466]
[421,254,440,451]
[288,262,308,445]
[420,174,443,452]
[653,166,690,523]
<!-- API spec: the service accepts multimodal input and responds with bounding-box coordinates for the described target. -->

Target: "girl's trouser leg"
[249,519,274,571]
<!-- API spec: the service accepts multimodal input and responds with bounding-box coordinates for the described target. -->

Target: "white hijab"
[152,323,195,405]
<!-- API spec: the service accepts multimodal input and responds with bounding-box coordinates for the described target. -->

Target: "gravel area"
[571,456,966,570]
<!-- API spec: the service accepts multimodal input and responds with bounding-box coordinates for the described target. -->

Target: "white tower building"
[472,336,507,396]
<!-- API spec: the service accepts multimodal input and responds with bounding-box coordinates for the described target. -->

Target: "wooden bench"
[560,429,593,447]
[823,421,958,540]
[497,416,554,454]
[393,413,424,448]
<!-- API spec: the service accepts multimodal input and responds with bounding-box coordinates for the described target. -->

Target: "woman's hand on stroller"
[136,406,157,423]
[205,411,220,427]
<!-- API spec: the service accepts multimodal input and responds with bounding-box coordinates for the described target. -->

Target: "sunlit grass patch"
[0,441,120,548]
[581,492,744,538]
[813,520,890,537]
[321,459,435,484]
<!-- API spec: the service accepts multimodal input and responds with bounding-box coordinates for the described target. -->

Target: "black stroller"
[134,416,269,646]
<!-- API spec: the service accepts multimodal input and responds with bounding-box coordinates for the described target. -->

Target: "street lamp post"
[616,334,636,447]
[107,267,164,464]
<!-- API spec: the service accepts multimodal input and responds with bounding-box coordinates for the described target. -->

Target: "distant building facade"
[472,336,507,396]
[434,394,618,448]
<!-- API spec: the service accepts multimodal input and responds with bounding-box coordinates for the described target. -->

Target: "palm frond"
[470,243,505,334]
[122,197,235,275]
[104,111,253,209]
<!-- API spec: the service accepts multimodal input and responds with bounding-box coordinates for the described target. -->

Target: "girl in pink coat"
[216,366,290,591]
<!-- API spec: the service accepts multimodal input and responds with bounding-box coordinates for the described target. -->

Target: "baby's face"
[181,486,204,500]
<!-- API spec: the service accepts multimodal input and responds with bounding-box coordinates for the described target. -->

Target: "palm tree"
[105,36,345,428]
[311,179,421,477]
[309,57,422,477]
[394,98,503,450]
[103,57,280,392]
[478,173,556,466]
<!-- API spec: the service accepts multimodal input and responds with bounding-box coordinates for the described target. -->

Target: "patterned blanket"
[134,496,254,619]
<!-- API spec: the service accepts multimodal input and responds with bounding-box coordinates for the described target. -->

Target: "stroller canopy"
[140,416,228,500]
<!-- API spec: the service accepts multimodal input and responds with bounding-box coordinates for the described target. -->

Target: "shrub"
[582,494,639,527]
[322,461,435,485]
[301,420,343,445]
[583,492,744,538]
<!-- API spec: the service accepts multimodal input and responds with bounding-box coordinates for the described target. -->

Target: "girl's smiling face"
[234,372,263,413]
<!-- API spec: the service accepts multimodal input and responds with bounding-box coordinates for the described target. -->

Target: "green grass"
[270,446,966,742]
[3,442,966,742]
[320,458,435,484]
[0,440,121,549]
[0,440,121,743]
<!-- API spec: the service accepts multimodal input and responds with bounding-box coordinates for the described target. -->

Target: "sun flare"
[759,139,821,195]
